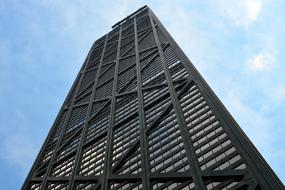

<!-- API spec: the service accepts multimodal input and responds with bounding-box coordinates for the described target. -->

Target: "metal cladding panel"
[22,6,284,190]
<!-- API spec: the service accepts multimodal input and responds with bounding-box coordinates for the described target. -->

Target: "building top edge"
[111,5,149,29]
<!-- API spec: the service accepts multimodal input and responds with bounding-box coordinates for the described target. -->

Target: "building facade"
[22,6,284,190]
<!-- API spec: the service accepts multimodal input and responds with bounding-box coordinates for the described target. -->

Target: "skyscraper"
[22,5,284,190]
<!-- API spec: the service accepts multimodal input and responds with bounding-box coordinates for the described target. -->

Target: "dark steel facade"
[22,6,284,190]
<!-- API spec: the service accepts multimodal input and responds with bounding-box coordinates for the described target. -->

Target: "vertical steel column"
[134,17,151,190]
[149,12,207,190]
[39,42,97,190]
[102,26,122,190]
[68,34,109,189]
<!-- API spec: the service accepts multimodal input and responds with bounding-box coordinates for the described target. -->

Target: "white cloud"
[217,0,263,27]
[246,51,275,72]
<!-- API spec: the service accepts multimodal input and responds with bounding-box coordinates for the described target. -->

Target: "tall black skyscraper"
[23,6,284,190]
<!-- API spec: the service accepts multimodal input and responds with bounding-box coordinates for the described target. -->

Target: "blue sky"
[0,0,284,189]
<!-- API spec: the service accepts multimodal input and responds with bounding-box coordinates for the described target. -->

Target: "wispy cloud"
[217,0,263,28]
[224,89,271,148]
[272,86,285,102]
[153,1,219,75]
[0,111,38,177]
[246,51,276,72]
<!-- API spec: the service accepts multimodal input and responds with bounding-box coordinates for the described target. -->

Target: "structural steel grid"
[22,5,284,190]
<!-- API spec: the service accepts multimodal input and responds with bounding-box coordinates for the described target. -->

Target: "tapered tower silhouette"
[22,6,284,190]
